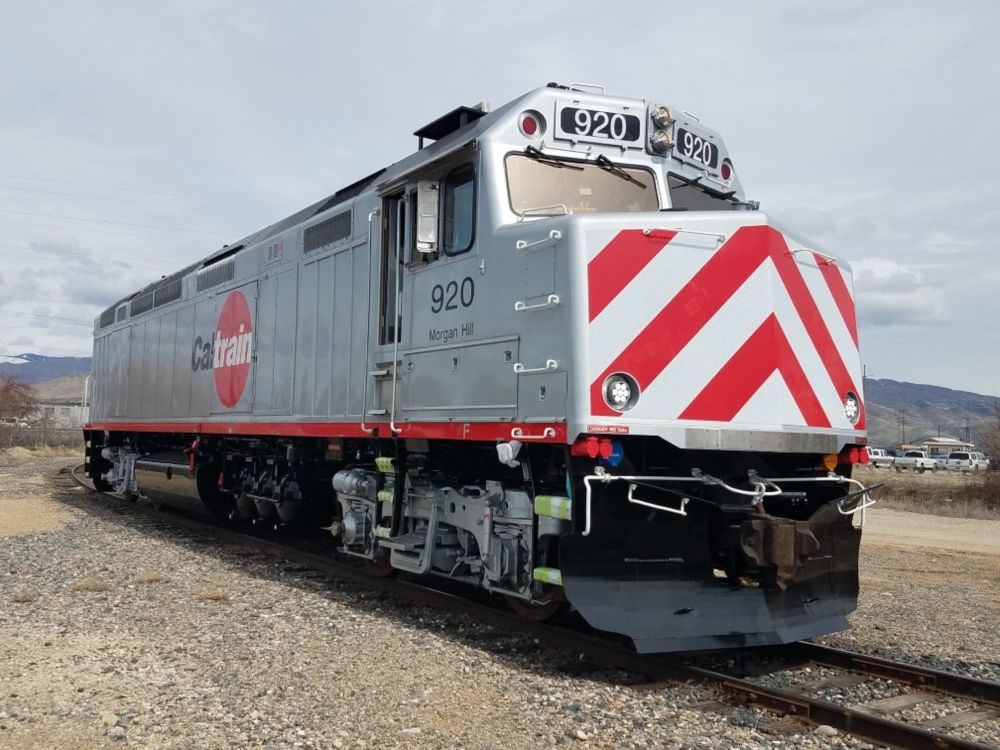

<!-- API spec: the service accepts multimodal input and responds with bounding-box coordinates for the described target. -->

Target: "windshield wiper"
[669,171,736,199]
[524,145,584,170]
[594,154,646,189]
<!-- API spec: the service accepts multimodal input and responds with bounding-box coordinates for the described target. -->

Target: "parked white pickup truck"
[866,447,895,469]
[894,450,937,473]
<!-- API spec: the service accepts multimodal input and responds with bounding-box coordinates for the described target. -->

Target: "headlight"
[844,392,861,425]
[652,105,675,128]
[603,373,639,412]
[650,128,673,153]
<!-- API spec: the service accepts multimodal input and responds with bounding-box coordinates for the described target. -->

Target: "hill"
[0,353,92,385]
[863,378,996,449]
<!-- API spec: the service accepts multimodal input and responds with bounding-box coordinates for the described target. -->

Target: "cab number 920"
[559,107,641,143]
[431,277,475,313]
[676,128,718,168]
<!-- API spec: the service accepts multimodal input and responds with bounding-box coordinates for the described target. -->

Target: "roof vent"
[414,104,488,149]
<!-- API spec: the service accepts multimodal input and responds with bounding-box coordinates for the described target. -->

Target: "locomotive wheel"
[92,477,112,493]
[505,594,564,622]
[506,535,564,621]
[369,552,396,577]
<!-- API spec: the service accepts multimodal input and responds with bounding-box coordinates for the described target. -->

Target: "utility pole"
[897,409,907,446]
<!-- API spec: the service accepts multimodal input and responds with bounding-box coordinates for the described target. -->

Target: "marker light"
[721,160,733,182]
[570,436,601,459]
[603,373,639,412]
[844,392,861,425]
[519,110,544,138]
[836,446,869,465]
[650,129,673,153]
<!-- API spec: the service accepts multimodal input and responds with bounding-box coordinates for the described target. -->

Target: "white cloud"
[852,258,947,326]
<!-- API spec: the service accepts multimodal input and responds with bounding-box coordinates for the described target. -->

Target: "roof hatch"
[414,104,488,149]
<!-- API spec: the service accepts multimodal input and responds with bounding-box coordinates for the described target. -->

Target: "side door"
[367,190,408,425]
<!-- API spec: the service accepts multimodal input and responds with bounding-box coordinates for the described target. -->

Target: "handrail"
[627,483,689,516]
[360,208,379,435]
[582,469,878,536]
[510,427,557,441]
[514,294,561,312]
[513,359,558,375]
[515,229,562,252]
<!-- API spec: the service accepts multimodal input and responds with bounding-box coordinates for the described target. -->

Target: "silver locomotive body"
[86,84,870,651]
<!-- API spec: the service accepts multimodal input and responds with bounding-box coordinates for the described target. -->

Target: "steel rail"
[66,465,999,750]
[790,641,1000,707]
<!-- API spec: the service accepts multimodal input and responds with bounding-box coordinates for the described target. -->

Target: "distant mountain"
[0,353,92,385]
[863,378,996,449]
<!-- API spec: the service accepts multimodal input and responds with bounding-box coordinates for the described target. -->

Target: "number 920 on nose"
[556,106,642,146]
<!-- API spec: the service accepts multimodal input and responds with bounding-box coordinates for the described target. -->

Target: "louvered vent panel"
[153,278,182,307]
[304,210,351,252]
[196,258,235,292]
[130,291,154,316]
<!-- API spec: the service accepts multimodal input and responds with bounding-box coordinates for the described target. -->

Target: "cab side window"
[442,164,475,255]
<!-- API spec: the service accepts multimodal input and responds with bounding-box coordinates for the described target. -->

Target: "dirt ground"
[861,507,1000,555]
[1,451,998,749]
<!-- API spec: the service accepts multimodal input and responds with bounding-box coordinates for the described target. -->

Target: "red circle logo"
[213,291,253,408]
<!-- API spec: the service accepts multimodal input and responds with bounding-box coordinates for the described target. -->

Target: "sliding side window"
[442,164,475,256]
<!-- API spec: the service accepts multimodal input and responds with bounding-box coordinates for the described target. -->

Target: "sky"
[0,1,997,394]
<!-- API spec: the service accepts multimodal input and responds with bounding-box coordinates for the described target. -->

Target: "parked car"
[866,447,895,469]
[930,453,950,471]
[946,451,990,471]
[894,450,937,473]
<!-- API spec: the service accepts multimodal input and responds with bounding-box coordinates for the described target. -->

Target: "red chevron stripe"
[589,225,771,417]
[814,253,859,348]
[587,229,676,321]
[590,225,864,428]
[770,246,865,430]
[679,314,830,427]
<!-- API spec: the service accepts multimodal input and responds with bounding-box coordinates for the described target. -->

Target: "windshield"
[950,452,970,459]
[667,175,737,211]
[505,153,658,216]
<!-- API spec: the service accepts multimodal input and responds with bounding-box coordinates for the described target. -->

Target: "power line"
[0,172,294,210]
[0,208,231,236]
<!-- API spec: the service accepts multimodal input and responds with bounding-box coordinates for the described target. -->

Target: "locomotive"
[85,83,872,652]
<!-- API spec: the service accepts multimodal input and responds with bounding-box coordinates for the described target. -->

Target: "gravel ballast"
[2,452,998,749]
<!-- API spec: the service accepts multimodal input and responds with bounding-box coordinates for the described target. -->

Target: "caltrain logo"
[191,290,254,408]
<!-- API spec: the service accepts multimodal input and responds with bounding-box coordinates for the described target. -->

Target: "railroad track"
[66,465,999,750]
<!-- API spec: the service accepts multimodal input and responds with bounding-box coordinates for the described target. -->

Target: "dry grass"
[134,570,164,584]
[856,466,1000,520]
[10,589,37,604]
[70,576,111,593]
[0,445,80,459]
[196,587,230,602]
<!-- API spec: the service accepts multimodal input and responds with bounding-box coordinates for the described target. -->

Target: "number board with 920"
[557,106,641,146]
[675,128,719,169]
